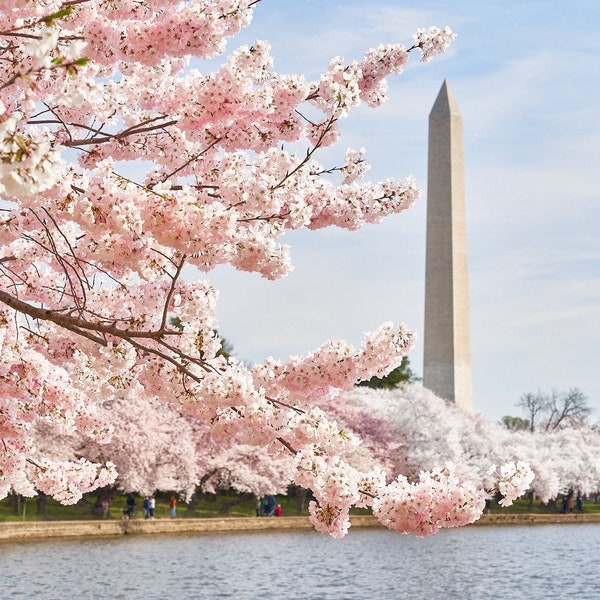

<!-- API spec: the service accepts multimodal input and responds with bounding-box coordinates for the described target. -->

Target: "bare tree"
[516,388,591,432]
[543,388,591,431]
[516,390,551,432]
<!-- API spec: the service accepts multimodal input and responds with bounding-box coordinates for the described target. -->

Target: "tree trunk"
[296,487,308,515]
[219,493,251,515]
[527,490,534,511]
[36,492,47,517]
[186,489,202,513]
[7,492,20,516]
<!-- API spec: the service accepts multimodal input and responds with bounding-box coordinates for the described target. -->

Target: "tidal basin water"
[2,523,600,599]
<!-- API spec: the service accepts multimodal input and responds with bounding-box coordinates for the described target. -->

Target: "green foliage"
[500,415,531,431]
[169,317,234,360]
[217,337,234,360]
[357,356,420,389]
[41,8,73,23]
[485,497,600,514]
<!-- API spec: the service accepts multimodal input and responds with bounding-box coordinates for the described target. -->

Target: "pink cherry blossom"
[0,2,536,539]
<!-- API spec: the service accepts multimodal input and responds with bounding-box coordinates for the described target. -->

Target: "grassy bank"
[0,491,302,522]
[2,492,600,522]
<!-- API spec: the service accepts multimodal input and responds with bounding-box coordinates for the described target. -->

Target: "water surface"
[2,523,598,599]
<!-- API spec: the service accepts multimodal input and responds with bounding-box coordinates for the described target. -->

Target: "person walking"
[143,496,151,519]
[125,494,135,519]
[169,495,177,518]
[266,495,276,517]
[100,497,110,518]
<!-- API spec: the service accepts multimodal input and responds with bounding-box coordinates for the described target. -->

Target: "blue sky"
[207,0,600,422]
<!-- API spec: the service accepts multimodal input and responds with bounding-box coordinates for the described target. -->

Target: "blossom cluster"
[303,458,533,538]
[372,465,487,536]
[0,114,66,197]
[413,26,457,62]
[31,458,117,505]
[489,461,536,507]
[357,44,410,106]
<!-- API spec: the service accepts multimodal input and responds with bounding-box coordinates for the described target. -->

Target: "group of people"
[122,494,177,519]
[119,492,285,519]
[142,495,156,519]
[560,491,584,514]
[256,495,282,517]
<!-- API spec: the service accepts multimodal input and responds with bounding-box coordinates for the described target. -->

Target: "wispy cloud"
[205,1,600,422]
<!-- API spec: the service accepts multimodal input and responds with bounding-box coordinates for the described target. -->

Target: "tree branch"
[62,117,179,147]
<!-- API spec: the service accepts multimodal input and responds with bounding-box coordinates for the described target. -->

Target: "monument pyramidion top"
[430,79,462,118]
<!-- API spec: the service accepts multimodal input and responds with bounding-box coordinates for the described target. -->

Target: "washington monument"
[423,80,472,411]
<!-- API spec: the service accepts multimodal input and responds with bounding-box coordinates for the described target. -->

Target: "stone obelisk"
[423,81,472,411]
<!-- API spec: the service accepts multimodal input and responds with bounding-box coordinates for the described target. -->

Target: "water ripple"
[2,523,600,599]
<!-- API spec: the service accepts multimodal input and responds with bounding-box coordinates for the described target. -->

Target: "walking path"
[1,512,599,542]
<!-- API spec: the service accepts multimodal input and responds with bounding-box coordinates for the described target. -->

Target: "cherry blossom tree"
[339,385,600,506]
[71,396,199,499]
[0,1,533,537]
[34,393,294,503]
[199,444,295,497]
[182,406,297,500]
[319,394,403,475]
[518,425,600,502]
[338,385,509,490]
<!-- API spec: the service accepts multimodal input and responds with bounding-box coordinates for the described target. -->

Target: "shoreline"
[1,512,600,542]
